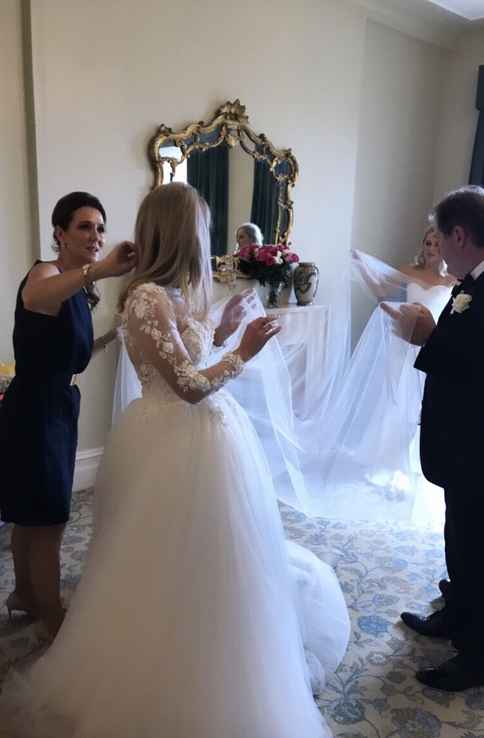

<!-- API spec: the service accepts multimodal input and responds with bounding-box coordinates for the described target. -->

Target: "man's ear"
[453,225,467,249]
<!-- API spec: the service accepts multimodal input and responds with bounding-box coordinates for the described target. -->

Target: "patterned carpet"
[1,489,483,738]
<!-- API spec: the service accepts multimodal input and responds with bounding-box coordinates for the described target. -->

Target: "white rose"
[450,292,472,314]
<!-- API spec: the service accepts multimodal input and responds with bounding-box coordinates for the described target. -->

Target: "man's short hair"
[432,186,484,247]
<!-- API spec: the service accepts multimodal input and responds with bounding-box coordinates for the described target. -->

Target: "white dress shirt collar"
[470,260,484,280]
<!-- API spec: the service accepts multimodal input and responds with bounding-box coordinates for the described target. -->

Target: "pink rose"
[256,250,274,265]
[284,252,299,263]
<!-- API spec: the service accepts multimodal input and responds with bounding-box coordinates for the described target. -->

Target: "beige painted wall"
[25,0,367,450]
[433,27,484,199]
[0,0,33,361]
[350,20,449,342]
[352,20,449,267]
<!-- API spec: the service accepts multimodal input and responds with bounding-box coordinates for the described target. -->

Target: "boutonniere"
[450,292,472,315]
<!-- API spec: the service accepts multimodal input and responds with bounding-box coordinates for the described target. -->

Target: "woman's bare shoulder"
[26,261,61,284]
[398,264,417,277]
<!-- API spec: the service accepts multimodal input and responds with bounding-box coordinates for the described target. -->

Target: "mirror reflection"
[148,100,298,256]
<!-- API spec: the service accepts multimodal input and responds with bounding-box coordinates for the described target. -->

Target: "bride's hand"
[236,316,281,362]
[214,289,257,346]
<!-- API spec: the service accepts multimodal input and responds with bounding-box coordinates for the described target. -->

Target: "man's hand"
[381,302,436,346]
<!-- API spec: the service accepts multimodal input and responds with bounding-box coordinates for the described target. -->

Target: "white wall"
[433,27,484,198]
[352,20,449,267]
[25,0,367,450]
[0,0,33,361]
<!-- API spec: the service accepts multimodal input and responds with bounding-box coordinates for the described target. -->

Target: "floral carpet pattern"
[1,489,483,737]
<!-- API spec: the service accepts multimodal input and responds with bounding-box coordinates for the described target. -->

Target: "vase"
[293,262,320,305]
[267,282,283,308]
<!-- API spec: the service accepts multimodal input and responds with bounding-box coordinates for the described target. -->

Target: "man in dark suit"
[384,186,484,691]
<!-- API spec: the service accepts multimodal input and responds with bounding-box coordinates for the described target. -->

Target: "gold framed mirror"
[147,100,298,256]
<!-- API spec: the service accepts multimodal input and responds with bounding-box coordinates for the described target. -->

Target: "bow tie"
[452,273,474,296]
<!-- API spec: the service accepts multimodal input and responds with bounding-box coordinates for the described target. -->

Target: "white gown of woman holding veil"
[339,278,451,489]
[0,183,349,738]
[308,228,455,527]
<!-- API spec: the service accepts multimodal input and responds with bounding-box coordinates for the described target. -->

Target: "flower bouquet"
[237,244,300,307]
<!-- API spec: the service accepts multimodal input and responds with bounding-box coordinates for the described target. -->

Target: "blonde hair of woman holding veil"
[403,226,456,286]
[1,182,350,738]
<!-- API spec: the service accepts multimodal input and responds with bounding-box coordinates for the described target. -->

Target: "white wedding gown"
[306,280,452,526]
[347,282,451,485]
[0,283,350,738]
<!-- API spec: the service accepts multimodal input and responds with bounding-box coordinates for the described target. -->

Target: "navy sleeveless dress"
[0,263,93,526]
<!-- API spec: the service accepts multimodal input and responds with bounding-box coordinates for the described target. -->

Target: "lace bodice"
[122,283,243,405]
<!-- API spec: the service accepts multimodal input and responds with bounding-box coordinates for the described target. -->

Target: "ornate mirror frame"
[147,99,298,245]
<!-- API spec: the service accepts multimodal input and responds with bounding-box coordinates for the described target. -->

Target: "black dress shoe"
[400,609,453,638]
[417,655,484,692]
[438,579,451,599]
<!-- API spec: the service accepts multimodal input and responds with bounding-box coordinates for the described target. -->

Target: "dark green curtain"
[187,144,228,256]
[250,159,279,244]
[469,65,484,186]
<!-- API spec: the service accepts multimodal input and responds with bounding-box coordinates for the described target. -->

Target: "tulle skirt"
[0,389,349,738]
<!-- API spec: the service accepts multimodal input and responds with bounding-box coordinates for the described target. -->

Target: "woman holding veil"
[1,183,349,738]
[306,227,455,527]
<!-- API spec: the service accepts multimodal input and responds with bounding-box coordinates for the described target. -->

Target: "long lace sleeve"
[125,283,244,404]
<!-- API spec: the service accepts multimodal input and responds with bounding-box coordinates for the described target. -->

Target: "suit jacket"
[415,273,484,487]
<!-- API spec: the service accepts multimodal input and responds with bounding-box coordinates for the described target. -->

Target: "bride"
[0,183,349,738]
[308,227,455,526]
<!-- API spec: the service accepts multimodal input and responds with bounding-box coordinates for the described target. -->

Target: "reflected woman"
[235,222,263,252]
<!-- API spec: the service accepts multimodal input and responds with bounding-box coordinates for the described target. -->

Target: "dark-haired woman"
[0,191,136,639]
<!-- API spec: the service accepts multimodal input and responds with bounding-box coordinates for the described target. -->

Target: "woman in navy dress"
[0,191,136,639]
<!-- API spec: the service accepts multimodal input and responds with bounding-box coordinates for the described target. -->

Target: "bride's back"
[121,282,214,404]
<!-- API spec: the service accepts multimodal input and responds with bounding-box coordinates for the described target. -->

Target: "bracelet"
[81,263,94,285]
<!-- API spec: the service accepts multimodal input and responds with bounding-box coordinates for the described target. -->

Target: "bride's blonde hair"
[119,183,212,316]
[413,226,447,276]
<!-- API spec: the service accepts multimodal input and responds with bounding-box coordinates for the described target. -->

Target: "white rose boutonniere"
[450,292,472,315]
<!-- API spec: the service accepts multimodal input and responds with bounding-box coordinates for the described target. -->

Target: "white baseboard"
[73,447,104,492]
